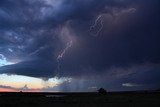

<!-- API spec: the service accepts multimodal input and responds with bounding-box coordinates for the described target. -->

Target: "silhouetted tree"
[98,88,107,94]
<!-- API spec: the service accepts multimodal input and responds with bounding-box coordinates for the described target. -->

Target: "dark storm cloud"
[0,0,160,91]
[0,0,103,29]
[48,63,160,91]
[0,0,136,77]
[59,0,160,76]
[0,0,47,29]
[0,58,57,78]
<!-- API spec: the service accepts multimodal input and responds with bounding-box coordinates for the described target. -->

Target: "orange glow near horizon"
[0,74,71,92]
[0,74,70,89]
[0,88,43,92]
[0,88,18,92]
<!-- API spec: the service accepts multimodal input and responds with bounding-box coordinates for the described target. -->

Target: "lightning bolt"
[56,39,73,72]
[89,15,104,37]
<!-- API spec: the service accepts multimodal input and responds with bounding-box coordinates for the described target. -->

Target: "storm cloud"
[0,0,160,91]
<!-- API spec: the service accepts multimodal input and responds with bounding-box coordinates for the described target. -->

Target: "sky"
[0,0,160,92]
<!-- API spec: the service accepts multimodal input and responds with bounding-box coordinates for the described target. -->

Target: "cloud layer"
[0,0,160,91]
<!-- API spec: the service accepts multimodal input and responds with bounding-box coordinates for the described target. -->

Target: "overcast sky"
[0,0,160,92]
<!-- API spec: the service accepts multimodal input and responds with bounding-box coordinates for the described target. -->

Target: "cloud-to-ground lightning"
[57,40,73,60]
[55,21,75,74]
[56,39,73,72]
[89,15,104,37]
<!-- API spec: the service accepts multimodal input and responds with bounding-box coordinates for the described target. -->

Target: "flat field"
[0,91,159,107]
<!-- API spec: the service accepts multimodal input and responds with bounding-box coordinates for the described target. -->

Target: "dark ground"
[0,91,160,107]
